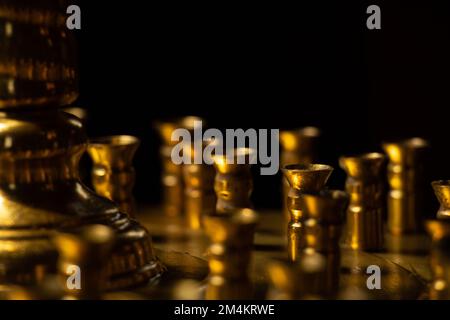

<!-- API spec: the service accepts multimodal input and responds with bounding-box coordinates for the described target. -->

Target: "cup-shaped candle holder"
[53,225,116,300]
[87,135,140,218]
[432,181,450,219]
[425,220,450,300]
[281,164,333,262]
[299,190,349,297]
[340,153,386,251]
[183,142,216,229]
[203,209,259,299]
[154,116,204,217]
[280,128,321,221]
[212,148,256,214]
[382,138,429,234]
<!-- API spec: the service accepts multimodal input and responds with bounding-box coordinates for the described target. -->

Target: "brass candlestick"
[87,135,140,218]
[203,209,259,299]
[212,148,256,214]
[382,138,429,234]
[281,164,333,262]
[280,127,321,221]
[154,116,203,217]
[53,225,116,300]
[340,153,386,251]
[300,190,348,297]
[0,1,163,288]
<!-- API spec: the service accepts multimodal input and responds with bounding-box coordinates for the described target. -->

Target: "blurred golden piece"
[154,116,204,217]
[281,164,333,262]
[300,190,348,297]
[340,153,385,251]
[382,138,429,234]
[88,135,140,218]
[203,209,258,299]
[53,225,116,300]
[432,180,450,219]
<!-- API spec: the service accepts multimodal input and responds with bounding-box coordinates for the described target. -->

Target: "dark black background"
[74,1,450,215]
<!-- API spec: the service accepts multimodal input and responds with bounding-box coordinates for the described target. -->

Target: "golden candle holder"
[280,127,321,221]
[212,148,256,214]
[203,209,259,299]
[340,153,386,251]
[87,135,140,218]
[281,164,333,262]
[382,138,429,234]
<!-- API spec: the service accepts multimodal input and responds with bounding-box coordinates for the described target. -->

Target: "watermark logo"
[366,265,381,290]
[66,5,81,30]
[171,121,279,176]
[66,264,81,290]
[366,5,381,30]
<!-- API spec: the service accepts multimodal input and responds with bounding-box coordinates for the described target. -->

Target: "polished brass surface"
[0,111,164,289]
[280,127,320,221]
[0,0,78,108]
[87,135,140,217]
[212,148,255,214]
[62,107,88,125]
[203,209,258,299]
[382,138,429,234]
[183,143,216,229]
[340,153,385,251]
[432,180,450,219]
[154,116,204,217]
[53,225,116,299]
[281,164,333,262]
[299,190,348,296]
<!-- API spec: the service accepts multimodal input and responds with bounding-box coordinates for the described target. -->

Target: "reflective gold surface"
[340,153,385,250]
[281,164,333,262]
[382,138,429,234]
[87,135,140,217]
[212,148,255,214]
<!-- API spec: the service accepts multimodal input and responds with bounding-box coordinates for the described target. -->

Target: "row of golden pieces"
[154,116,450,300]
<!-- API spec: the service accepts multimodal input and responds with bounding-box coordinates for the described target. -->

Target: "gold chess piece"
[425,180,450,300]
[382,138,429,234]
[212,148,256,214]
[87,135,140,218]
[299,190,348,297]
[340,153,386,251]
[280,127,321,221]
[425,220,450,300]
[203,209,259,299]
[0,1,163,288]
[183,142,216,229]
[266,252,326,300]
[53,225,116,300]
[281,164,333,262]
[432,180,450,219]
[154,116,203,217]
